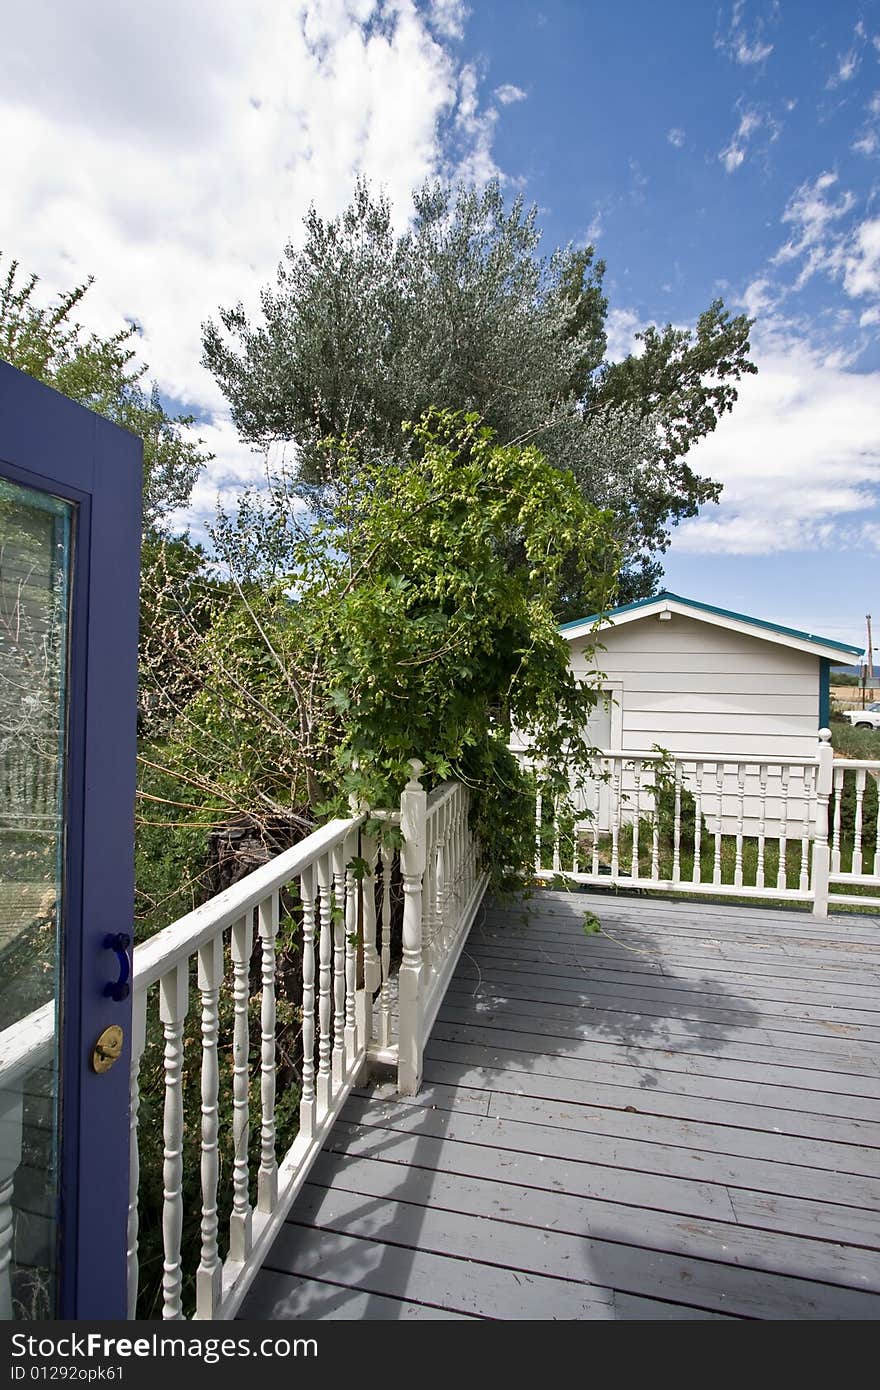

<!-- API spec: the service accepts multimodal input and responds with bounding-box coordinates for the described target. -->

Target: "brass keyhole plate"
[92,1024,124,1073]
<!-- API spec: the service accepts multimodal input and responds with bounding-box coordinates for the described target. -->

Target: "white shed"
[553,591,861,835]
[561,590,859,756]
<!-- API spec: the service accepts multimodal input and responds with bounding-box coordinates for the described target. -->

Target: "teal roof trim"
[559,590,862,656]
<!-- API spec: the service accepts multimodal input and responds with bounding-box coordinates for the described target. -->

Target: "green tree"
[202,179,755,604]
[152,411,618,891]
[0,254,210,529]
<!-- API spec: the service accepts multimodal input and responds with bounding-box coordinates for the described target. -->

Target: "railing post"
[812,728,833,917]
[398,759,427,1097]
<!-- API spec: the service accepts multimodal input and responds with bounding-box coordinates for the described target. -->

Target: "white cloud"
[766,174,880,324]
[740,276,776,316]
[584,212,604,244]
[672,331,880,556]
[719,105,779,174]
[165,424,308,540]
[843,218,880,299]
[828,48,860,88]
[853,130,879,156]
[772,172,856,285]
[0,0,504,510]
[667,127,685,149]
[453,63,501,185]
[853,91,880,158]
[495,83,526,105]
[714,2,774,66]
[425,0,468,39]
[826,21,874,89]
[604,307,645,362]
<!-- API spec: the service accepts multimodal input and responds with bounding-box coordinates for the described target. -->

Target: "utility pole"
[863,613,874,709]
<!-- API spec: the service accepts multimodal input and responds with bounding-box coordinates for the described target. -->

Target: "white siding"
[567,613,822,835]
[570,614,821,758]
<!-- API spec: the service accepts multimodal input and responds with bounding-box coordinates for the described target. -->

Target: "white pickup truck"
[844,701,880,729]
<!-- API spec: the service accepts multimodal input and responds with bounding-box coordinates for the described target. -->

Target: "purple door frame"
[0,361,142,1318]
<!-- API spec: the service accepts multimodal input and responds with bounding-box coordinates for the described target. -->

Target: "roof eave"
[559,592,862,662]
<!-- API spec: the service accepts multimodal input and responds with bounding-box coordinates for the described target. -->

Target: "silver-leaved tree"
[202,178,756,609]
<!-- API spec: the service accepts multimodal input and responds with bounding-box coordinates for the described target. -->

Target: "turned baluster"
[756,763,768,890]
[229,914,253,1265]
[672,761,682,886]
[126,990,147,1318]
[316,854,333,1110]
[195,936,223,1318]
[343,830,359,1067]
[257,892,279,1213]
[734,762,746,889]
[692,762,704,885]
[160,962,189,1318]
[299,865,317,1139]
[713,763,724,886]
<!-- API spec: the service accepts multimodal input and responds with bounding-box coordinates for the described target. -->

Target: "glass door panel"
[0,476,74,1319]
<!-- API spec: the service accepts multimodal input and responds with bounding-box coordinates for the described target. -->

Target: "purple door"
[0,361,142,1318]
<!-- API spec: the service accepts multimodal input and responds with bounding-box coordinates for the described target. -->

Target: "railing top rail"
[0,1000,53,1084]
[426,779,459,819]
[830,758,880,771]
[511,747,821,768]
[1,811,375,1080]
[134,813,364,991]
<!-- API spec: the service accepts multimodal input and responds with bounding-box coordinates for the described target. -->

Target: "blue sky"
[460,0,880,650]
[3,0,880,650]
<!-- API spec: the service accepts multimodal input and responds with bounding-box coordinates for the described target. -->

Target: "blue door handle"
[103,933,131,1001]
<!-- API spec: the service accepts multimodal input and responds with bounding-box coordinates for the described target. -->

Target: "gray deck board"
[423,1038,880,1122]
[306,1150,880,1292]
[466,941,880,989]
[402,1069,880,1148]
[461,965,880,1010]
[443,975,880,1033]
[278,1184,879,1320]
[241,892,880,1321]
[428,1020,880,1094]
[448,971,880,1024]
[337,1093,880,1209]
[437,993,880,1059]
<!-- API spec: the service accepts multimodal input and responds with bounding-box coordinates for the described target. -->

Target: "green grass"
[552,822,812,896]
[829,716,880,761]
[537,772,880,913]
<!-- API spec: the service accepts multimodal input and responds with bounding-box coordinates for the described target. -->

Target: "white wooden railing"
[129,812,373,1320]
[0,1005,53,1320]
[128,763,485,1317]
[828,757,880,910]
[0,765,486,1321]
[515,730,880,916]
[390,767,487,1095]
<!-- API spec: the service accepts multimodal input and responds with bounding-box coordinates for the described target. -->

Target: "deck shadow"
[448,891,769,1090]
[240,890,880,1320]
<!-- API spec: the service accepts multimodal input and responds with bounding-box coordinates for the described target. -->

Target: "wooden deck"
[241,891,880,1320]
